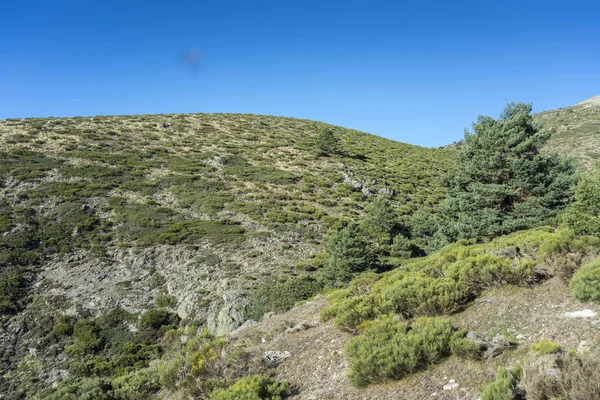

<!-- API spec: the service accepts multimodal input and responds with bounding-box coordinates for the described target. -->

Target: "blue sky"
[1,0,599,147]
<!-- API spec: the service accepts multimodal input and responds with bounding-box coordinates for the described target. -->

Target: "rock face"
[207,293,249,336]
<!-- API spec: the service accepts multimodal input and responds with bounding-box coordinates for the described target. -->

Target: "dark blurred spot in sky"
[180,48,202,77]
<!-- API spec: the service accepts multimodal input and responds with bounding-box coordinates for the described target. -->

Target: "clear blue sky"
[1,0,599,147]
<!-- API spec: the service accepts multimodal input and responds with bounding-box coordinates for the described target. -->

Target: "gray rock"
[377,187,396,198]
[232,319,258,334]
[207,293,249,336]
[264,350,291,367]
[284,322,312,335]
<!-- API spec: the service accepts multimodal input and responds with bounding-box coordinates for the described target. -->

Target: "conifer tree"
[320,222,377,286]
[562,165,600,235]
[439,102,577,241]
[315,127,339,154]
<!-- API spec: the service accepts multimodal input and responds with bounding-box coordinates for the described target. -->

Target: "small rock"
[443,381,459,391]
[284,322,312,335]
[565,309,597,318]
[264,350,291,367]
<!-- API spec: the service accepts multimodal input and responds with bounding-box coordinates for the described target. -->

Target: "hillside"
[1,99,600,400]
[537,95,600,169]
[0,113,453,397]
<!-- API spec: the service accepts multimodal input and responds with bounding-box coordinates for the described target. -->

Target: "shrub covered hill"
[0,96,600,399]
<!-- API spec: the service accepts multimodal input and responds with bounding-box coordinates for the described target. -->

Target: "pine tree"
[320,222,378,286]
[361,197,398,245]
[440,102,578,241]
[562,165,600,235]
[315,127,339,154]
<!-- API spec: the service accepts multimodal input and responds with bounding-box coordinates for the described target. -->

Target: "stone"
[284,322,312,335]
[443,380,459,391]
[264,350,291,367]
[565,309,597,318]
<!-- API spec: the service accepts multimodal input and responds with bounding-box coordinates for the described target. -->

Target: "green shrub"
[53,315,76,337]
[0,273,26,314]
[569,257,600,302]
[361,197,399,245]
[380,272,471,319]
[246,276,322,321]
[345,317,454,387]
[209,375,291,400]
[66,320,103,356]
[450,329,482,359]
[481,366,520,400]
[442,253,536,290]
[157,329,230,396]
[531,339,560,355]
[112,368,161,399]
[44,377,113,400]
[390,234,413,258]
[139,309,180,331]
[155,294,177,308]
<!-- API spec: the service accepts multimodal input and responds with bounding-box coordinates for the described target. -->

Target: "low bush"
[480,366,522,400]
[345,317,455,387]
[157,329,232,397]
[245,276,322,321]
[324,227,600,331]
[450,329,482,359]
[531,339,560,355]
[155,294,177,308]
[139,308,180,332]
[380,272,471,319]
[209,375,291,400]
[569,257,600,302]
[111,369,161,400]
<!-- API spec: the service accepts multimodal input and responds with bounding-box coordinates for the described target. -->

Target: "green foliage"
[155,294,177,308]
[157,329,230,397]
[315,127,339,154]
[246,276,323,321]
[562,165,600,235]
[322,227,595,330]
[390,234,413,259]
[361,197,400,246]
[139,308,180,331]
[481,367,518,400]
[320,222,378,287]
[112,369,161,399]
[569,257,600,302]
[222,155,298,185]
[66,320,103,356]
[438,102,578,245]
[345,317,454,387]
[44,377,114,400]
[209,375,291,400]
[0,273,26,314]
[381,272,471,319]
[531,339,560,355]
[450,329,482,359]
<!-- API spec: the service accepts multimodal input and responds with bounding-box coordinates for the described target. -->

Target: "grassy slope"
[0,113,453,397]
[537,95,600,170]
